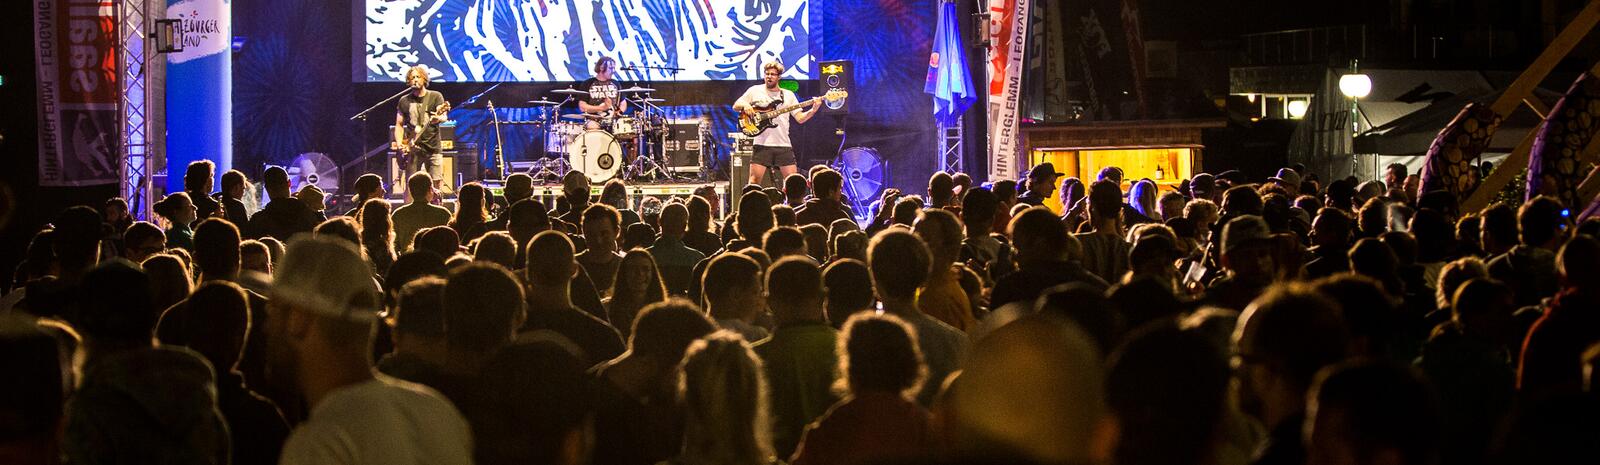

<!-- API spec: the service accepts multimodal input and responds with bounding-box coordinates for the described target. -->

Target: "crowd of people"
[2,157,1599,465]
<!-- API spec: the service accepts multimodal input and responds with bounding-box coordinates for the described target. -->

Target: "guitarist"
[393,65,450,193]
[733,61,821,187]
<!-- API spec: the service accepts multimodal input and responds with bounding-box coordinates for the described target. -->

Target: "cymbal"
[550,88,589,95]
[636,98,665,103]
[561,113,605,120]
[619,86,656,93]
[527,99,561,106]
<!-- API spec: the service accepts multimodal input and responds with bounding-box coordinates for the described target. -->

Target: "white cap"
[270,236,381,322]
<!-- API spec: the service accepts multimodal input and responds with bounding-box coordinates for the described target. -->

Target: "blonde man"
[733,61,821,187]
[392,65,449,191]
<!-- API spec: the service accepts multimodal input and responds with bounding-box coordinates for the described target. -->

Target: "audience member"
[64,260,229,465]
[703,253,769,341]
[1232,285,1350,465]
[1017,163,1060,207]
[590,299,717,465]
[1517,235,1600,398]
[1077,180,1131,281]
[522,231,626,366]
[753,257,839,457]
[580,204,635,293]
[1206,215,1278,310]
[470,337,594,465]
[377,277,449,385]
[184,160,222,222]
[950,316,1106,464]
[1305,361,1442,465]
[156,281,290,465]
[266,236,472,464]
[796,169,853,227]
[357,199,397,275]
[154,192,199,251]
[992,207,1106,309]
[450,182,491,242]
[868,230,966,405]
[391,172,451,252]
[1107,320,1230,465]
[472,231,518,270]
[1488,196,1567,307]
[669,332,778,465]
[791,313,933,465]
[607,249,668,337]
[684,196,724,257]
[913,209,974,331]
[822,259,875,328]
[245,166,323,241]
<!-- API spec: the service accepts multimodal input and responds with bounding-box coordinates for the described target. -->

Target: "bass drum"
[568,130,623,183]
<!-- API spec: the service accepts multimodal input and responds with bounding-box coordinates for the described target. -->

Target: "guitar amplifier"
[729,133,754,201]
[663,120,706,173]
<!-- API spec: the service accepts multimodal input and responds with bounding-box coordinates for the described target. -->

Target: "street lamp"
[1339,74,1372,99]
[1339,61,1373,180]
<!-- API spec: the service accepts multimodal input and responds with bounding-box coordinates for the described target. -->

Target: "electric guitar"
[738,89,848,137]
[397,100,451,170]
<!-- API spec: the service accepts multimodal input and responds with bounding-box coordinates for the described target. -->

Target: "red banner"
[986,0,1030,180]
[35,0,121,186]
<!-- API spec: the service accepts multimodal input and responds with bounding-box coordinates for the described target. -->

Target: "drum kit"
[503,85,707,183]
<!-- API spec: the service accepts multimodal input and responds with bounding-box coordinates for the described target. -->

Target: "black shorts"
[752,145,796,168]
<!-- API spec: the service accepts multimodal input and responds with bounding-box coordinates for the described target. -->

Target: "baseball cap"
[1222,215,1273,256]
[270,236,383,322]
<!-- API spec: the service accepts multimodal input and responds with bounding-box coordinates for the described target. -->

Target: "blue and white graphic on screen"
[365,0,813,82]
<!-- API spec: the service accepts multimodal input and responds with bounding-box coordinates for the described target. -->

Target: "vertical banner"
[986,0,1031,180]
[165,0,232,194]
[34,0,121,186]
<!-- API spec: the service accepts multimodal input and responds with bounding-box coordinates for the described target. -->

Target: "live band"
[391,58,846,190]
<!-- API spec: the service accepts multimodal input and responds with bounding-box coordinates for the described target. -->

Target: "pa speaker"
[819,60,852,115]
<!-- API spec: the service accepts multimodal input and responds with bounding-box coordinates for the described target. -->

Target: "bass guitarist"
[393,65,450,193]
[733,61,821,187]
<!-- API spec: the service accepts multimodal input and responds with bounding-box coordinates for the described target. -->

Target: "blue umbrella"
[925,0,975,126]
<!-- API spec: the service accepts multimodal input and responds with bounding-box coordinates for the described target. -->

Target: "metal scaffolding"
[937,120,963,174]
[119,0,160,220]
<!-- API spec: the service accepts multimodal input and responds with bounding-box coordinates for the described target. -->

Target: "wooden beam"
[1489,0,1600,117]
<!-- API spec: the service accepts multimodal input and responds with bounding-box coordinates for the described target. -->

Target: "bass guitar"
[738,89,847,137]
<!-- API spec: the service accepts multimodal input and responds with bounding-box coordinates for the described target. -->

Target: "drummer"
[578,57,628,130]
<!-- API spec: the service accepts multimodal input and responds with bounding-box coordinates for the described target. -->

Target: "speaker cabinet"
[819,60,852,115]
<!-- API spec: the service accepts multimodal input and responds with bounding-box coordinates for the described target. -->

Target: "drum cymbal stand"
[531,97,572,181]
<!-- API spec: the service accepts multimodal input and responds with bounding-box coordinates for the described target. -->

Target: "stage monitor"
[360,0,814,83]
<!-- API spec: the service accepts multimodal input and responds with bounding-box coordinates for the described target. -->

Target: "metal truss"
[118,0,157,220]
[937,120,964,174]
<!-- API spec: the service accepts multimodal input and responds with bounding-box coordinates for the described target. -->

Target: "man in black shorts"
[733,61,821,187]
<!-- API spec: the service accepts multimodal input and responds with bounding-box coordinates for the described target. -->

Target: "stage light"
[1287,99,1308,119]
[1245,93,1256,103]
[1339,74,1372,98]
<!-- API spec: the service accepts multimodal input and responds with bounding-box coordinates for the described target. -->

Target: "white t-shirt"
[279,376,473,465]
[735,84,799,148]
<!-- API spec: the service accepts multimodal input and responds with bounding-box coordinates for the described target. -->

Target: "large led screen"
[363,0,813,82]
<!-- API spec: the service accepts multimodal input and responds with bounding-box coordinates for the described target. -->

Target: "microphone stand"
[350,86,418,190]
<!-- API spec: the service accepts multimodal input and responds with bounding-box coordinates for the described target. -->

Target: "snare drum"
[544,122,585,155]
[611,117,640,139]
[567,130,623,183]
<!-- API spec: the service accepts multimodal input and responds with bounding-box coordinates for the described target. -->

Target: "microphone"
[620,65,637,71]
